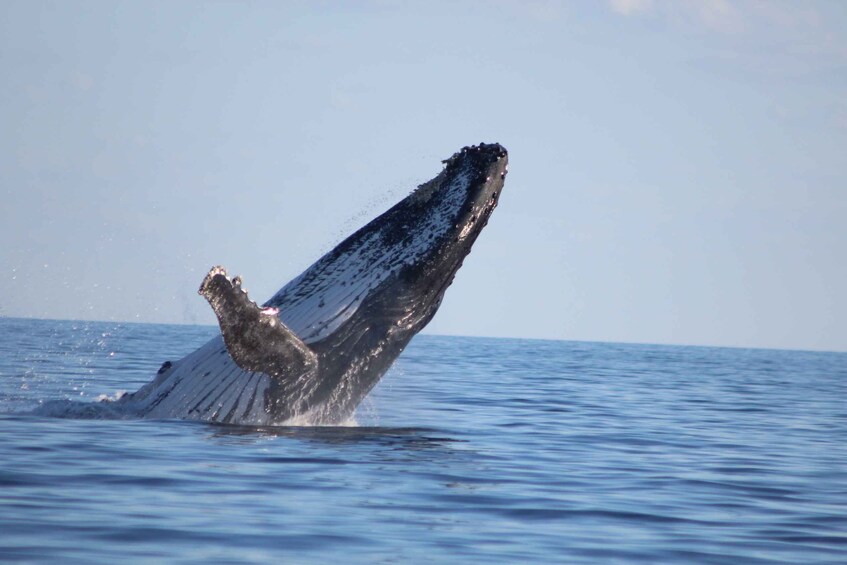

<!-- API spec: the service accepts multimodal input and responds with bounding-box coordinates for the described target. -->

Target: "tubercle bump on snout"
[441,142,508,169]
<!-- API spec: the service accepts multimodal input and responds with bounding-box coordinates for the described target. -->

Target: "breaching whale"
[118,143,508,425]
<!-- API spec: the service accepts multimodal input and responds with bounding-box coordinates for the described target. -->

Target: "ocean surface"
[0,317,845,564]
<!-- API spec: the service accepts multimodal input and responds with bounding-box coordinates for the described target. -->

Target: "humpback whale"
[119,142,508,425]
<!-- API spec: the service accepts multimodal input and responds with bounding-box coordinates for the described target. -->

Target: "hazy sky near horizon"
[2,1,845,351]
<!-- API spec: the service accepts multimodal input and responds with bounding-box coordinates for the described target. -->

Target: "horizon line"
[2,314,844,356]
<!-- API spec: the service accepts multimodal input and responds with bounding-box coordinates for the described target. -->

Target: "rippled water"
[1,317,845,563]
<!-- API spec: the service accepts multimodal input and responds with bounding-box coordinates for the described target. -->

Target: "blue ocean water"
[0,317,845,564]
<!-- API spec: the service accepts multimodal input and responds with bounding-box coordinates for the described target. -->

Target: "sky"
[1,1,845,352]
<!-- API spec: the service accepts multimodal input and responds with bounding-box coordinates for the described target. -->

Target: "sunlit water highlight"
[1,317,845,563]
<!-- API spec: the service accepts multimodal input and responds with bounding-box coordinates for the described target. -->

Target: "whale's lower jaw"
[122,143,508,425]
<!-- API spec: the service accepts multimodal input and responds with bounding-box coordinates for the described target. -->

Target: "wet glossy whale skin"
[122,143,508,425]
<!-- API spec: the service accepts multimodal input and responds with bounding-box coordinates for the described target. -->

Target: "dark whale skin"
[122,143,508,425]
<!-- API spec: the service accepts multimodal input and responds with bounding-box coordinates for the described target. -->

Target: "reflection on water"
[206,422,460,449]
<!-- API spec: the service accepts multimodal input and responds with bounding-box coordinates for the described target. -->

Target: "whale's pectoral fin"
[199,266,318,379]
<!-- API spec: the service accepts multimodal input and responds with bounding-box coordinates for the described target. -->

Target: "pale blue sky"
[2,1,845,351]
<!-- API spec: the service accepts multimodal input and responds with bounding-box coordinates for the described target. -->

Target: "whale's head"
[267,142,508,345]
[386,142,508,327]
[404,142,508,267]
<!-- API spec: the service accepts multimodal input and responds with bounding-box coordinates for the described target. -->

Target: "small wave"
[30,398,136,420]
